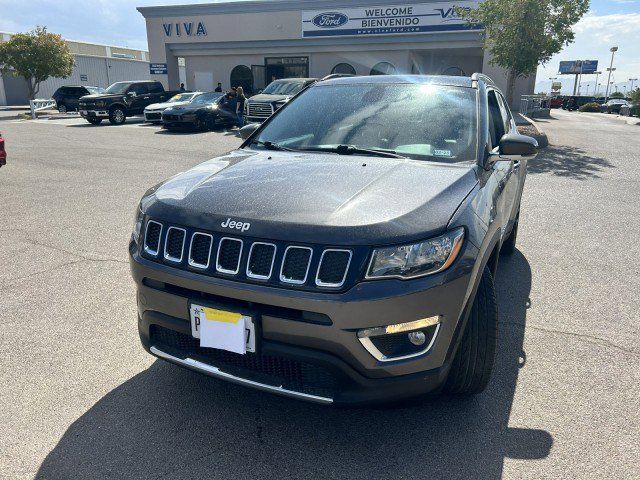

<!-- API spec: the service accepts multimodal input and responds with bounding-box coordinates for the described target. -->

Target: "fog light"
[408,331,426,346]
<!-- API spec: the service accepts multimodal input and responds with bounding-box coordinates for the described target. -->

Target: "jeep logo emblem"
[221,218,251,232]
[312,12,349,28]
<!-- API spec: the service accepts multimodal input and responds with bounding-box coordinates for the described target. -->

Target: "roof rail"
[472,73,497,88]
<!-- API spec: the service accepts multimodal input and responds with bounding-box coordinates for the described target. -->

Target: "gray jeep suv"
[129,74,537,405]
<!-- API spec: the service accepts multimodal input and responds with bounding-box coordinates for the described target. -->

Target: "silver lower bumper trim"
[150,345,334,405]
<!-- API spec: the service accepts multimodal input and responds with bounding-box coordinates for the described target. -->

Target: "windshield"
[251,83,478,162]
[105,82,130,94]
[191,92,223,105]
[262,80,306,96]
[168,93,196,103]
[86,87,103,94]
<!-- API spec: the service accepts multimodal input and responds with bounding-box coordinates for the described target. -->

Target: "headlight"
[132,204,144,244]
[366,228,464,280]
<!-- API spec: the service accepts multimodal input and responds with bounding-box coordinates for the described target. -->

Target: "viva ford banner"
[302,2,480,37]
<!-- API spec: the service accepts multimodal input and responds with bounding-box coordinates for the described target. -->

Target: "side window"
[129,84,149,95]
[149,82,164,94]
[496,93,513,133]
[487,90,506,149]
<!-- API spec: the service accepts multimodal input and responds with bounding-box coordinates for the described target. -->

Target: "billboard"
[302,1,481,38]
[559,60,598,75]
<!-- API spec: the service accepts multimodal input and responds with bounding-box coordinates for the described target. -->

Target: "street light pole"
[605,46,618,102]
[630,78,638,92]
[594,71,601,96]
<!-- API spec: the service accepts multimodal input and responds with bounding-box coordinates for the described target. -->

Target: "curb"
[518,114,549,148]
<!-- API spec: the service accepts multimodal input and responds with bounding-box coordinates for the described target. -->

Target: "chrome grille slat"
[164,227,186,263]
[247,103,273,118]
[144,221,163,256]
[216,237,243,275]
[246,242,276,280]
[280,246,313,285]
[188,232,213,269]
[316,249,352,288]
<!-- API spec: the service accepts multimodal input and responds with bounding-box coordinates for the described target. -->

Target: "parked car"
[78,81,181,125]
[161,92,234,131]
[562,96,596,111]
[144,92,203,123]
[245,78,317,123]
[52,85,104,113]
[549,96,564,109]
[0,131,6,167]
[129,73,538,405]
[601,99,630,114]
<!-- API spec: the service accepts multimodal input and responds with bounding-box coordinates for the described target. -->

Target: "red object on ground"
[0,132,6,167]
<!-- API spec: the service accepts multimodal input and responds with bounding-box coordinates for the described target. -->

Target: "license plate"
[190,304,256,354]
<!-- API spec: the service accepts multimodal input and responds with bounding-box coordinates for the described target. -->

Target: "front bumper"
[80,109,109,119]
[130,241,479,405]
[144,111,163,122]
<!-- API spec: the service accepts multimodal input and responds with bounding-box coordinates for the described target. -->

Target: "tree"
[459,0,590,104]
[630,88,640,105]
[609,92,624,99]
[0,26,74,100]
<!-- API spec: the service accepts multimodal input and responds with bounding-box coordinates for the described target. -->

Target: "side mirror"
[257,89,263,94]
[239,123,260,140]
[499,133,538,158]
[127,91,137,98]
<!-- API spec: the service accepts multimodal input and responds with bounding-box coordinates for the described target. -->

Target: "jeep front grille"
[140,221,357,291]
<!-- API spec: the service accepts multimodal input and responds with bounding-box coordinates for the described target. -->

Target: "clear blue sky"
[0,0,638,94]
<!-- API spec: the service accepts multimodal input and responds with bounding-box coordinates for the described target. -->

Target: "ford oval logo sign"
[312,12,349,28]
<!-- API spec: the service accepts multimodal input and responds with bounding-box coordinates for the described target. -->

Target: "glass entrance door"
[264,57,309,83]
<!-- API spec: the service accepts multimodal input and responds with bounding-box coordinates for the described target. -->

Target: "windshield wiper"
[250,140,297,152]
[302,145,407,159]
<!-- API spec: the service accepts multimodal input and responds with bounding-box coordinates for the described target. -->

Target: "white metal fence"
[520,95,551,116]
[29,99,57,119]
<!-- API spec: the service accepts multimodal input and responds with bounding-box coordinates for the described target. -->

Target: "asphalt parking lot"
[1,110,638,479]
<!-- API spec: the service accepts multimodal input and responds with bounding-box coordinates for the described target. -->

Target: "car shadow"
[35,250,550,479]
[528,144,615,180]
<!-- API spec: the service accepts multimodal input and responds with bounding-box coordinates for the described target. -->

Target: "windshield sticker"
[434,149,452,157]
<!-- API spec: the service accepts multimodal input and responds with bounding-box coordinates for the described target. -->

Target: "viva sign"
[163,21,207,37]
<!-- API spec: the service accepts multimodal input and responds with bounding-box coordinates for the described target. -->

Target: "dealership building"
[137,0,535,104]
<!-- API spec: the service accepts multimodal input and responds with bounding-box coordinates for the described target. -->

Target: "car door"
[69,87,86,110]
[496,91,525,224]
[486,89,518,241]
[127,83,150,114]
[148,82,168,103]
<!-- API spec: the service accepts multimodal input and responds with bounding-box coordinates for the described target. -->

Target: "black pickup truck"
[78,81,181,125]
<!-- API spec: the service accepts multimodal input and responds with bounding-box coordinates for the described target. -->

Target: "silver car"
[144,92,203,123]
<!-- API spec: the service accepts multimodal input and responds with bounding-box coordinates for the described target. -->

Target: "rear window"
[149,82,164,93]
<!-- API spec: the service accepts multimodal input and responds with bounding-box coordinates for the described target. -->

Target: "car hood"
[80,94,123,101]
[163,104,210,115]
[143,150,478,246]
[146,101,190,111]
[247,94,290,104]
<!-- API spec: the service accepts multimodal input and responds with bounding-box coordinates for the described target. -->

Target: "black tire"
[87,118,102,125]
[108,107,126,125]
[444,267,498,395]
[501,213,519,255]
[57,103,67,114]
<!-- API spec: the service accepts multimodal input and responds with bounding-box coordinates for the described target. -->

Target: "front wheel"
[58,104,67,114]
[109,107,126,125]
[444,267,498,395]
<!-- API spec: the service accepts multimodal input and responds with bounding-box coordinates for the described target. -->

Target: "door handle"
[143,96,150,99]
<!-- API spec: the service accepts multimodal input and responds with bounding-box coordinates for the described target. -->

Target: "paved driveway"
[0,110,638,479]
